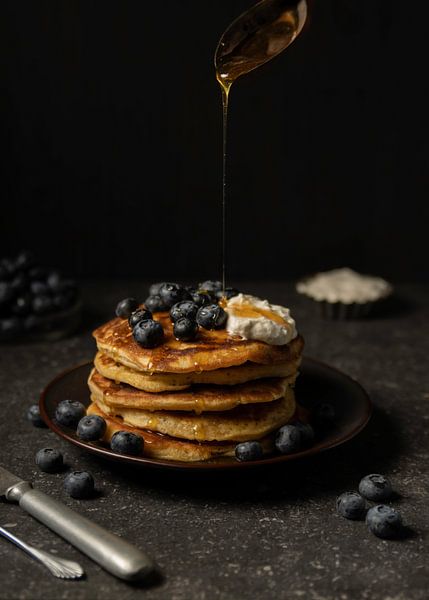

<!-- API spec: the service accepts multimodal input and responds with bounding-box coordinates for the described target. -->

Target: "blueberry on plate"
[275,424,302,454]
[336,491,366,520]
[77,415,106,441]
[144,294,170,313]
[55,399,86,428]
[358,474,393,501]
[196,304,227,330]
[32,295,52,314]
[199,280,222,293]
[27,404,47,428]
[215,287,239,300]
[64,471,95,499]
[366,505,403,539]
[173,317,198,341]
[35,448,63,473]
[189,289,216,307]
[292,421,315,446]
[110,430,143,456]
[128,308,152,329]
[159,283,190,308]
[133,319,164,348]
[170,301,199,323]
[235,441,263,462]
[115,297,139,319]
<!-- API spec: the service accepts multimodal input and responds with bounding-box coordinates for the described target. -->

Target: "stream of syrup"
[215,0,307,291]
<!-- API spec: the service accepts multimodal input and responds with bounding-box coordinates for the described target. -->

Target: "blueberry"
[0,317,22,335]
[0,282,14,306]
[313,402,336,426]
[32,295,52,314]
[27,404,47,428]
[144,294,170,312]
[46,271,62,292]
[52,293,71,310]
[235,441,263,461]
[14,251,35,271]
[64,471,95,499]
[159,283,190,308]
[110,430,143,456]
[115,297,139,319]
[149,282,168,296]
[11,294,32,316]
[35,448,63,473]
[29,266,48,281]
[133,319,164,348]
[215,287,239,300]
[170,301,199,323]
[366,505,403,539]
[11,274,28,293]
[0,258,16,279]
[336,491,366,520]
[199,280,222,293]
[77,415,106,441]
[275,424,302,454]
[292,421,315,446]
[128,308,153,329]
[189,289,216,307]
[55,399,86,427]
[173,317,198,341]
[196,304,227,330]
[30,281,49,296]
[358,474,393,501]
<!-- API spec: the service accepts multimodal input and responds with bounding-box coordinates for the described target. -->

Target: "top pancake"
[93,312,304,374]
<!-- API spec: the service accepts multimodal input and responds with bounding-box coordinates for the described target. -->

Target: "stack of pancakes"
[88,311,304,462]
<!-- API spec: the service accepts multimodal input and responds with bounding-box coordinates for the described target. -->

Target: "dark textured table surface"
[1,281,428,600]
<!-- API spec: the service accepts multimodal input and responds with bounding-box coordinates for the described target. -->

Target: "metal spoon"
[215,0,308,89]
[0,526,84,580]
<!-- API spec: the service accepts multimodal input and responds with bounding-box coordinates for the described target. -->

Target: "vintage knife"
[0,465,154,581]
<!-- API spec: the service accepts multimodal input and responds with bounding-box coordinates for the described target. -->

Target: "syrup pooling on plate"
[214,0,307,291]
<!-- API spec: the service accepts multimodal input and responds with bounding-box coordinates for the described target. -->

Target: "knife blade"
[0,465,154,581]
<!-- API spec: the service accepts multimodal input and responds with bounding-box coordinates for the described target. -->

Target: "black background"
[0,0,427,284]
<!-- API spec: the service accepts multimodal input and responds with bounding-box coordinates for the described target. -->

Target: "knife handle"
[6,482,154,581]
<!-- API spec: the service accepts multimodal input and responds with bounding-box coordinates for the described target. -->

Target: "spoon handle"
[0,526,84,579]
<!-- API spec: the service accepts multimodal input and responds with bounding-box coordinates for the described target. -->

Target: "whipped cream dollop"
[225,294,297,345]
[296,268,392,304]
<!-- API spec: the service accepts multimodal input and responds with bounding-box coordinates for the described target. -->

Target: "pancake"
[93,312,304,373]
[91,387,296,442]
[87,402,277,462]
[94,351,300,392]
[88,368,293,413]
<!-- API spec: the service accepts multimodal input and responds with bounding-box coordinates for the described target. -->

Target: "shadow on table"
[96,399,406,507]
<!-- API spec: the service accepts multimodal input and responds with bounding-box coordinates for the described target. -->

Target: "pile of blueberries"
[337,475,404,539]
[0,251,79,336]
[115,280,239,348]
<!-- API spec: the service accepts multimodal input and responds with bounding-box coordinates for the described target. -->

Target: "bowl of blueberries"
[0,251,81,342]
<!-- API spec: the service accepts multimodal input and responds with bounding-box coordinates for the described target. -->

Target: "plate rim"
[39,357,372,471]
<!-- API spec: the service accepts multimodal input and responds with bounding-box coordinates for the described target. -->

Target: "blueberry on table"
[170,301,199,323]
[128,308,153,329]
[35,448,63,473]
[196,304,227,330]
[275,424,302,454]
[64,471,95,499]
[366,505,403,539]
[336,491,366,520]
[133,319,164,348]
[190,289,216,307]
[199,280,223,293]
[173,317,198,341]
[235,441,263,461]
[358,474,393,501]
[46,271,62,292]
[115,297,139,319]
[110,431,143,456]
[77,415,106,441]
[149,282,169,296]
[27,404,47,428]
[145,294,170,313]
[55,399,86,427]
[159,283,190,308]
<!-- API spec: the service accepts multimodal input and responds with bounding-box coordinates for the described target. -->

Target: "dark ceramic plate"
[40,358,371,471]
